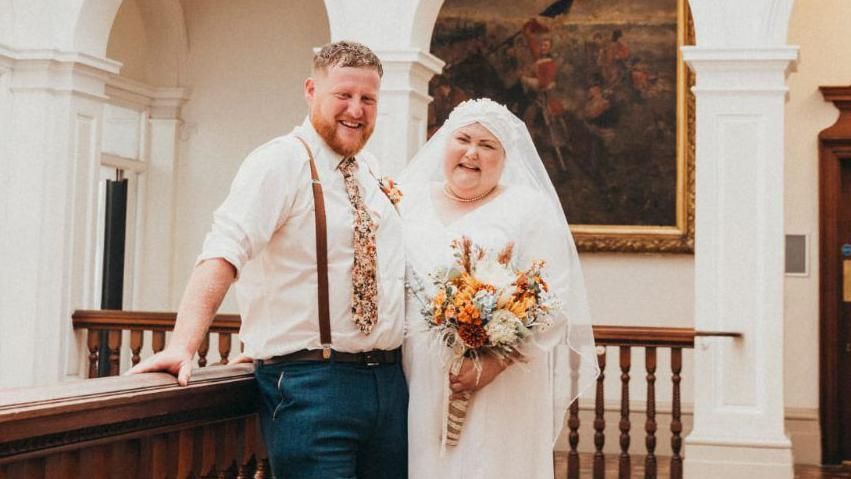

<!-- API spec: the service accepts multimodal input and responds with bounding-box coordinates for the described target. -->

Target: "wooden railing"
[571,326,696,479]
[0,364,269,478]
[70,310,740,478]
[73,310,242,376]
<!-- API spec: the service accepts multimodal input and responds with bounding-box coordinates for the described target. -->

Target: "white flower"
[475,257,515,291]
[485,310,525,346]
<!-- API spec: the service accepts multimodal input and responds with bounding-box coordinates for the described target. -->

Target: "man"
[128,41,407,479]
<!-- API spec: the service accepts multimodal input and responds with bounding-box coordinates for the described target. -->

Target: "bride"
[399,98,599,478]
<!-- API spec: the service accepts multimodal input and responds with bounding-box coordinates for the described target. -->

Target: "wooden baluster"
[670,347,684,479]
[567,349,581,479]
[644,347,657,479]
[176,429,195,478]
[198,333,210,368]
[107,330,122,376]
[219,333,232,365]
[80,445,108,479]
[619,346,631,479]
[130,330,143,366]
[5,459,45,479]
[44,451,80,479]
[593,347,606,479]
[254,459,270,479]
[149,435,169,479]
[236,417,256,479]
[108,440,138,478]
[217,422,238,478]
[255,416,270,479]
[237,456,256,479]
[152,330,166,353]
[86,330,100,378]
[201,424,218,477]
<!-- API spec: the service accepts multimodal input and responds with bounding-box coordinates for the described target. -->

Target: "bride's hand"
[449,355,508,400]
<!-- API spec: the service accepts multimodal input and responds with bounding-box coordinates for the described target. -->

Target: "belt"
[256,348,401,367]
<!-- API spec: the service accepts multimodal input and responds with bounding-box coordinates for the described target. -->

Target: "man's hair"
[312,41,383,77]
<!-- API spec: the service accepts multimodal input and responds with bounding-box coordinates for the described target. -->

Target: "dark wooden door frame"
[818,85,851,465]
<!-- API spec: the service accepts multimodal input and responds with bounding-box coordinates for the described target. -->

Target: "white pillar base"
[685,437,793,479]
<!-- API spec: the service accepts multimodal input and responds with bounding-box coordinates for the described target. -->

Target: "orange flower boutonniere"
[378,177,403,205]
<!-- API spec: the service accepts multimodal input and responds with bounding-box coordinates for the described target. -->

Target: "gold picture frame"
[429,0,695,253]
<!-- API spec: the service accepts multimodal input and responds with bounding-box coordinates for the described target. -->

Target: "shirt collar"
[296,117,349,171]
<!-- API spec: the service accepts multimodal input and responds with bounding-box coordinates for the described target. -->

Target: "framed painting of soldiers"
[429,0,695,253]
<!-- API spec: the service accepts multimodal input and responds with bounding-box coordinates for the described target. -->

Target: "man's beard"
[311,111,374,157]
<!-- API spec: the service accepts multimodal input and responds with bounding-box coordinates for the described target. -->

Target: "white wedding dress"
[402,183,568,479]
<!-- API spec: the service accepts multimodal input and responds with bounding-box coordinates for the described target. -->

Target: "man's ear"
[304,77,315,104]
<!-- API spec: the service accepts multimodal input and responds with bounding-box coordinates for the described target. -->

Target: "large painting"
[429,0,694,253]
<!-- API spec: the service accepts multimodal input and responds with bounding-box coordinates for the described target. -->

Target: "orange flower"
[509,294,536,320]
[432,289,447,308]
[452,289,482,325]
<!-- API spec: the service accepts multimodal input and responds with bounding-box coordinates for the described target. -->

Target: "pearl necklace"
[442,183,498,203]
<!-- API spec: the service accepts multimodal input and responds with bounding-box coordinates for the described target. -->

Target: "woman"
[399,98,598,478]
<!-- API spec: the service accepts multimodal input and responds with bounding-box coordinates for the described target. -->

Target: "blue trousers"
[255,359,408,479]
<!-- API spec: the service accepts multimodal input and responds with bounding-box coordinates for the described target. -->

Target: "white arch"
[106,0,190,86]
[323,0,444,51]
[72,0,189,76]
[0,0,13,46]
[73,0,123,57]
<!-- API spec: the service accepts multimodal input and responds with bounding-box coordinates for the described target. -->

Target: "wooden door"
[839,160,851,461]
[819,86,851,465]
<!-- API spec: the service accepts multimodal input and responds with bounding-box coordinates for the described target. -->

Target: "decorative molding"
[376,48,445,105]
[0,44,122,101]
[376,48,446,76]
[683,46,799,86]
[106,75,191,119]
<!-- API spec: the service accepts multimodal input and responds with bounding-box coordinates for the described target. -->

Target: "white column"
[682,47,797,478]
[132,88,190,311]
[371,49,444,175]
[0,47,120,387]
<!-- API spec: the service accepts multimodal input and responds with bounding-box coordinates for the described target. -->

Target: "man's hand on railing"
[230,353,254,365]
[125,347,196,386]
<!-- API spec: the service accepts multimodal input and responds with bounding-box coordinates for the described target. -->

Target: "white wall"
[784,0,851,409]
[171,0,331,310]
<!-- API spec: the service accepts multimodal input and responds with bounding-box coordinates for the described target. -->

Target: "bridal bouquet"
[409,236,559,446]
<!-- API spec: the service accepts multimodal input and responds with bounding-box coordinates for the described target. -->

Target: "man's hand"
[126,347,196,386]
[449,355,509,400]
[124,258,236,387]
[230,353,255,365]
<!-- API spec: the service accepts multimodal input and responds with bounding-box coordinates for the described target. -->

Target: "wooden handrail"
[72,310,240,333]
[591,326,696,348]
[73,310,729,349]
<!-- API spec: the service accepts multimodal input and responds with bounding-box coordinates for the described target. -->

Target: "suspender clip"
[322,344,332,360]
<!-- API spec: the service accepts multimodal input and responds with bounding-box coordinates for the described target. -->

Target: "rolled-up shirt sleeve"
[196,138,300,276]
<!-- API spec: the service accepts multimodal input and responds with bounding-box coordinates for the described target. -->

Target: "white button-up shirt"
[197,118,405,359]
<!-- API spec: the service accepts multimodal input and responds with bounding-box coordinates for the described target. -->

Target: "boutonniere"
[378,176,403,205]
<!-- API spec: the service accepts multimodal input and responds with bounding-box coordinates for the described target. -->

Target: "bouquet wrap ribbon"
[445,357,473,447]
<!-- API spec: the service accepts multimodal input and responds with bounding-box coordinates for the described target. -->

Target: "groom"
[128,41,407,478]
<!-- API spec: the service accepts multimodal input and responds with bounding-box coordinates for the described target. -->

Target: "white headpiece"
[400,98,599,445]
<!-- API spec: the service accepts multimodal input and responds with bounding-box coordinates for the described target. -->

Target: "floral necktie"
[338,157,379,335]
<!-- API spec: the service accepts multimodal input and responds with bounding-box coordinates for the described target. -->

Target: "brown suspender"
[294,136,332,358]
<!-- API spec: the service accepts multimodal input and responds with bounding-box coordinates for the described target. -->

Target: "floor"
[554,454,851,478]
